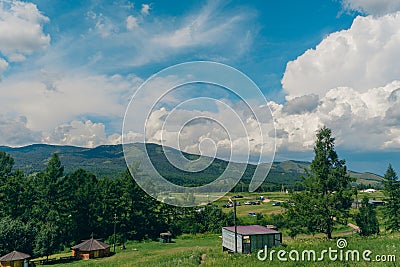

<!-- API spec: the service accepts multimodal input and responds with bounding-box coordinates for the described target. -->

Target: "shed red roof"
[71,238,110,252]
[0,251,30,262]
[223,225,280,235]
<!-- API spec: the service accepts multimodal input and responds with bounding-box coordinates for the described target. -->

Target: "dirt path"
[347,222,360,233]
[282,223,360,241]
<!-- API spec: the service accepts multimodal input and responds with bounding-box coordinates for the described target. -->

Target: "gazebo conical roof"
[71,238,110,252]
[0,251,30,262]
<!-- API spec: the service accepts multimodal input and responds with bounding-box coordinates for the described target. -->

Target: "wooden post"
[113,213,117,253]
[234,200,237,253]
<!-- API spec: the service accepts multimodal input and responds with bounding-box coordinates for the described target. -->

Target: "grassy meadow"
[47,233,399,267]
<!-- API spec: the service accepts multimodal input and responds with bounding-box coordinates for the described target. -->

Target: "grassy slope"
[50,235,219,267]
[48,233,399,267]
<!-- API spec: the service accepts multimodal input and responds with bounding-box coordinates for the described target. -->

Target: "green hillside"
[0,143,383,189]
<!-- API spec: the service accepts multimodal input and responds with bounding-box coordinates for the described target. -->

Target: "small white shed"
[222,225,282,254]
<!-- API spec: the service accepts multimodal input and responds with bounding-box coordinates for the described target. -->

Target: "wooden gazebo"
[0,251,30,267]
[71,238,110,260]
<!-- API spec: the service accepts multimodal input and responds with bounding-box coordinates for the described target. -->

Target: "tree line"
[0,152,232,258]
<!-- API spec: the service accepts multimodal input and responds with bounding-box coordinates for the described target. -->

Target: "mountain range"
[0,143,383,190]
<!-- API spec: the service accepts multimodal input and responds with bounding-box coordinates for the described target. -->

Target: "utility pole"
[355,186,359,209]
[113,213,117,253]
[233,200,237,253]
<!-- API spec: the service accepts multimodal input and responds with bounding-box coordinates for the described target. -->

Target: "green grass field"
[49,234,219,267]
[46,233,399,267]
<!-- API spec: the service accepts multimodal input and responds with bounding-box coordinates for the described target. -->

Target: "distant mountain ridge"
[0,143,383,189]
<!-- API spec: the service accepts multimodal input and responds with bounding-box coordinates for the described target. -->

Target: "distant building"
[353,199,385,208]
[159,232,172,243]
[0,251,30,267]
[71,238,111,260]
[222,225,282,254]
[361,189,376,193]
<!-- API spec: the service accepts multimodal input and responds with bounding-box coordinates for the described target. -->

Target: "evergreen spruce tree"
[383,164,400,232]
[355,196,379,236]
[285,127,354,239]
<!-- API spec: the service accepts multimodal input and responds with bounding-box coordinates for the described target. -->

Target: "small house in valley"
[71,238,110,260]
[0,251,30,267]
[222,225,282,254]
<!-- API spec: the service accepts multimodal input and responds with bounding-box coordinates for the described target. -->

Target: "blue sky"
[1,0,400,175]
[25,0,356,100]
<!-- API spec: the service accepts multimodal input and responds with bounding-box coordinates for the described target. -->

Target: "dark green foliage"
[0,152,173,256]
[45,153,64,180]
[0,151,14,177]
[266,213,286,229]
[382,164,400,232]
[285,127,354,239]
[170,205,233,235]
[58,169,99,242]
[34,222,60,259]
[355,196,379,236]
[0,217,36,256]
[114,168,163,242]
[0,170,28,219]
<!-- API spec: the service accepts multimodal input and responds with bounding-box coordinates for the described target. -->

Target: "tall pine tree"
[383,164,400,232]
[286,127,354,239]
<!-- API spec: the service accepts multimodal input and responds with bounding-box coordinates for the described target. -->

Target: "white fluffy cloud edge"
[341,0,400,16]
[0,0,50,77]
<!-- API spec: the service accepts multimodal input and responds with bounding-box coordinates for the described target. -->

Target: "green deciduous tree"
[34,222,60,260]
[383,164,400,232]
[0,216,36,256]
[355,196,379,236]
[285,127,354,239]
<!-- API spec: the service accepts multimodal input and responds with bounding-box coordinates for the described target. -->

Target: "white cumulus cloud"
[282,12,400,100]
[278,11,400,153]
[126,15,138,30]
[0,71,142,133]
[0,114,40,146]
[141,4,150,15]
[272,81,400,152]
[42,120,121,148]
[0,0,50,61]
[0,58,7,78]
[342,0,400,16]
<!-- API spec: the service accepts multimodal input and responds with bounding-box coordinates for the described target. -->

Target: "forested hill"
[0,143,383,189]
